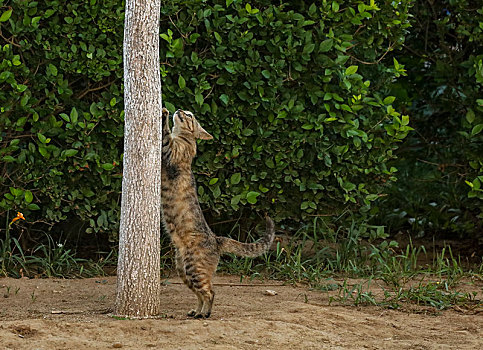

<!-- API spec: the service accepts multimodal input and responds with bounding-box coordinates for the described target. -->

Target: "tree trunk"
[115,0,162,318]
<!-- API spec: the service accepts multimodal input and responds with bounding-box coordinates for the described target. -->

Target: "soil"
[0,275,482,350]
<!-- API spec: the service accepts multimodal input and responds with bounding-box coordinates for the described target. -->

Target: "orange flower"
[9,212,25,226]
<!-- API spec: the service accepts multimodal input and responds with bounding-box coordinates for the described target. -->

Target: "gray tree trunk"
[115,0,162,318]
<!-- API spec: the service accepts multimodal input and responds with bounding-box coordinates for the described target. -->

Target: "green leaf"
[90,103,100,116]
[164,101,175,112]
[332,2,339,12]
[28,204,40,210]
[37,133,47,143]
[102,163,114,171]
[31,16,41,26]
[209,178,219,185]
[342,181,356,192]
[178,75,186,89]
[242,129,254,136]
[195,92,204,106]
[473,178,481,191]
[48,63,58,76]
[10,187,22,197]
[303,43,316,55]
[70,107,78,124]
[60,113,70,122]
[219,94,229,105]
[245,3,259,14]
[4,193,14,200]
[471,124,483,136]
[212,185,221,198]
[64,149,78,157]
[401,115,409,126]
[12,55,21,66]
[0,9,12,22]
[383,96,396,105]
[231,195,241,205]
[83,189,96,198]
[230,173,241,185]
[309,3,317,15]
[345,65,358,75]
[38,146,49,158]
[44,9,55,18]
[466,109,475,124]
[24,190,33,204]
[319,39,333,52]
[246,191,260,204]
[366,194,379,201]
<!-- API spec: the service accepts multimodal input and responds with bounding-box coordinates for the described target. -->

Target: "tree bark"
[115,0,162,318]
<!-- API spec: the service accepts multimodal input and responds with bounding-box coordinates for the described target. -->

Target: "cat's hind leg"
[186,261,217,318]
[180,253,206,317]
[187,292,203,318]
[186,276,214,319]
[198,285,215,318]
[175,250,201,316]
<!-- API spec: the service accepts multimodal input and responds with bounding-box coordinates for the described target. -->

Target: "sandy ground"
[0,275,482,350]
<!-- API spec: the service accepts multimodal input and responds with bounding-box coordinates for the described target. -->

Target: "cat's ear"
[196,125,213,140]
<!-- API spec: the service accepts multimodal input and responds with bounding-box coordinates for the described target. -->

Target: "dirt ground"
[0,275,481,350]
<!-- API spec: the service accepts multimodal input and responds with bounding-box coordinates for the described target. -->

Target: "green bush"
[0,0,412,243]
[0,0,124,241]
[160,0,412,224]
[377,0,482,237]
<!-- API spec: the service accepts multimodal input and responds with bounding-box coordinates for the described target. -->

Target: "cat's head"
[172,109,213,140]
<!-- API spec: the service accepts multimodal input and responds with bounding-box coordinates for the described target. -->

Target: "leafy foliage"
[0,0,411,242]
[0,0,124,240]
[377,0,483,237]
[160,0,412,224]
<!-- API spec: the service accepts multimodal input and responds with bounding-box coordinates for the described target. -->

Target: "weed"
[329,278,378,306]
[2,285,20,298]
[385,280,479,310]
[1,222,120,278]
[30,290,36,303]
[29,234,85,277]
[432,246,464,287]
[111,315,130,320]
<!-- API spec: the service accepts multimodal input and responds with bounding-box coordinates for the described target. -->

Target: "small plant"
[29,234,85,277]
[2,285,20,298]
[30,290,36,303]
[111,315,130,320]
[387,280,479,310]
[329,278,378,306]
[0,213,30,277]
[432,246,464,288]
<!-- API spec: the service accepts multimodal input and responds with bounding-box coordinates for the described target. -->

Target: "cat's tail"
[216,216,275,257]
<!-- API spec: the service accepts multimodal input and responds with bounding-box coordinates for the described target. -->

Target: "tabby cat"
[161,108,275,319]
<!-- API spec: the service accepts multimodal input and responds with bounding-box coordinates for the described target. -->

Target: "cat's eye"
[185,112,193,120]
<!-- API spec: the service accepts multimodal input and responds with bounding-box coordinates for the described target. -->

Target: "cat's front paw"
[162,107,169,119]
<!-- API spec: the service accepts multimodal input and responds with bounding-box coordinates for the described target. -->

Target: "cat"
[161,107,275,319]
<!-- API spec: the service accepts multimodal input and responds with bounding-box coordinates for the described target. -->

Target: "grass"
[1,216,481,312]
[218,217,482,312]
[0,223,117,278]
